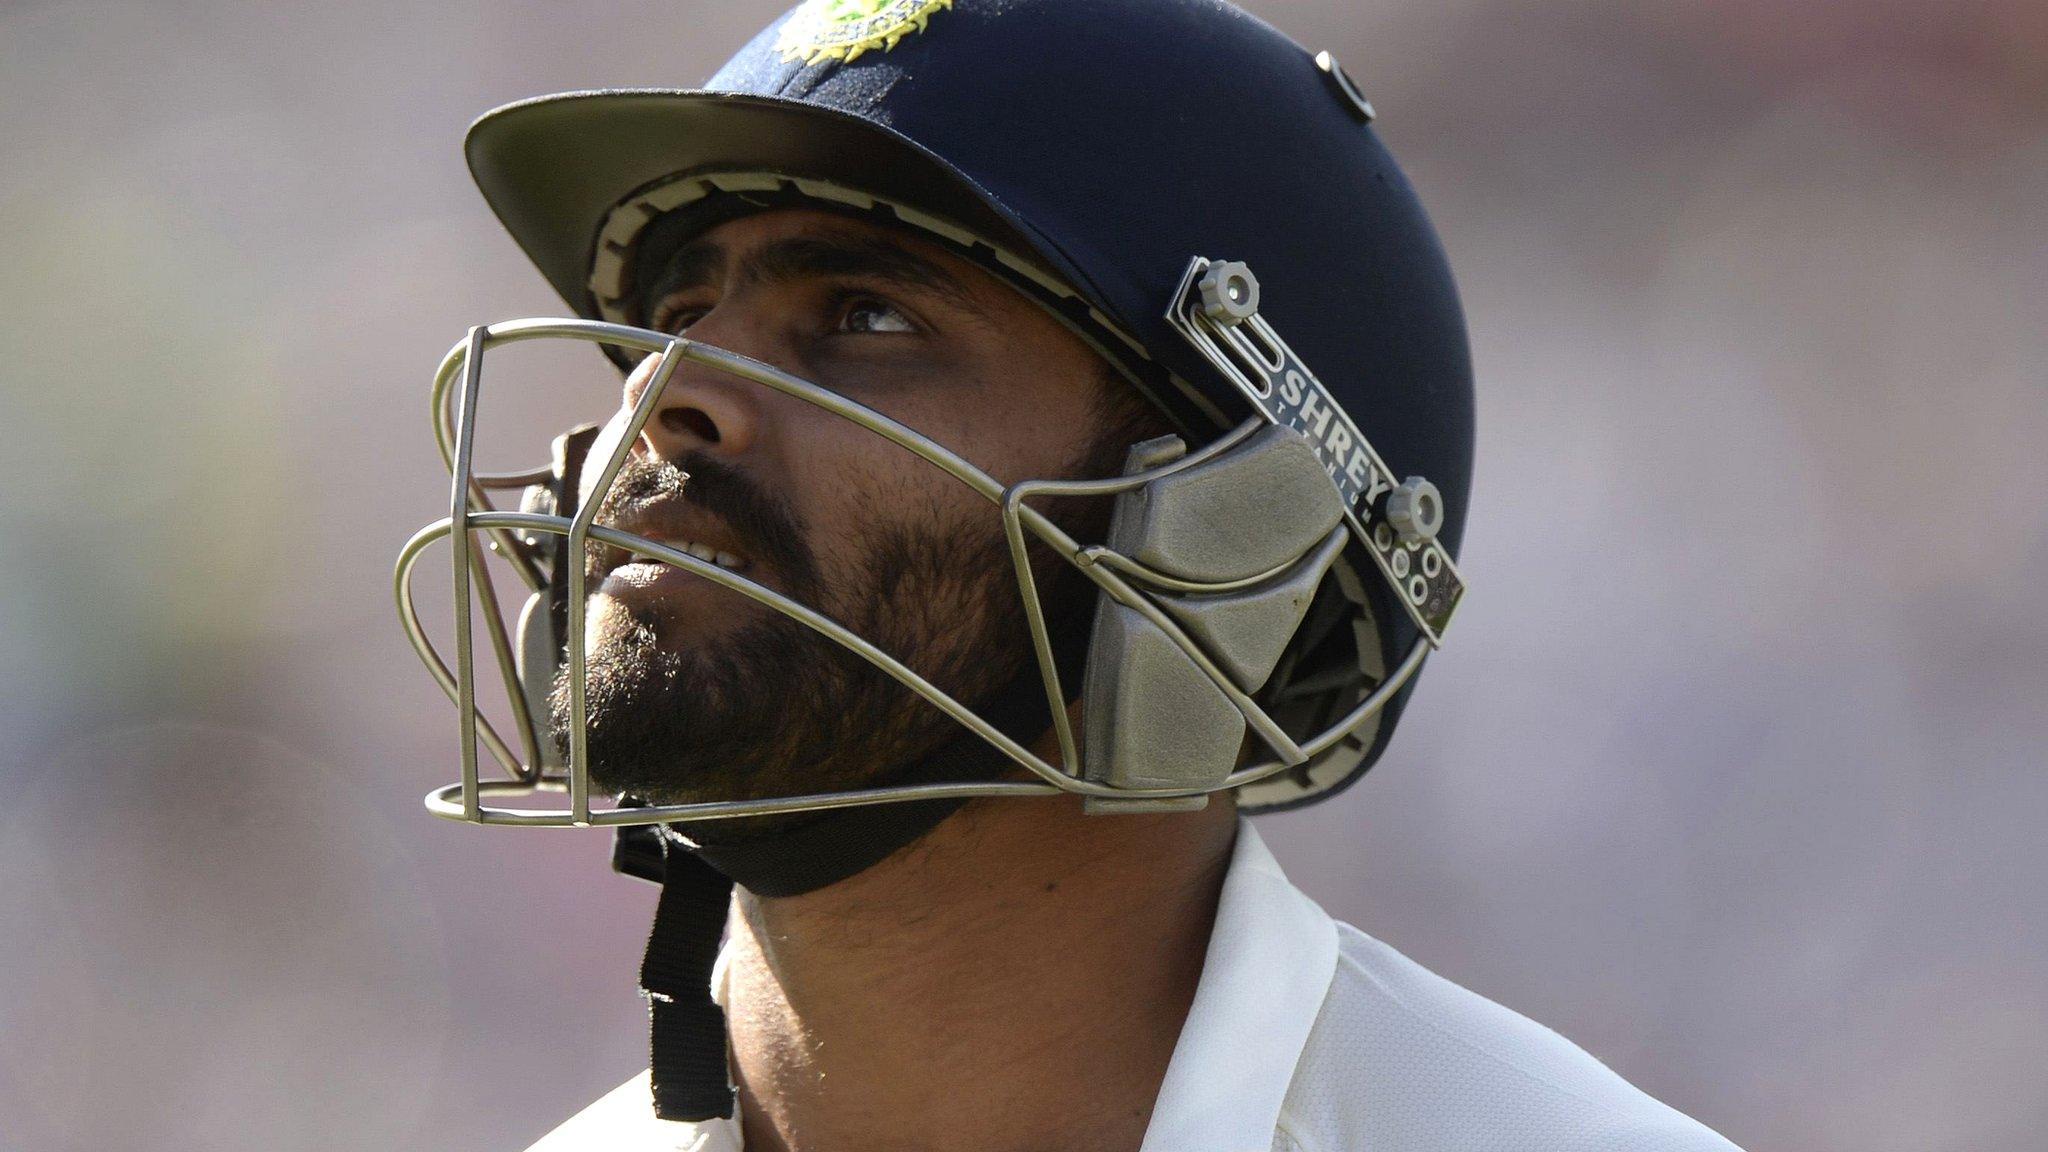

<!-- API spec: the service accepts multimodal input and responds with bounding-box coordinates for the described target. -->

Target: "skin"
[724,773,1237,1152]
[575,208,1240,1152]
[561,207,1152,808]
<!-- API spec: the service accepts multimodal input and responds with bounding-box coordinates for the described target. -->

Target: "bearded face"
[551,447,1037,806]
[543,210,1164,813]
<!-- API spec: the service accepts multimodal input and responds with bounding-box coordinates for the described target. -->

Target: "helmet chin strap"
[623,652,1078,1122]
[637,845,737,1121]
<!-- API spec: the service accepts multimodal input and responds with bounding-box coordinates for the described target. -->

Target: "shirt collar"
[1138,817,1339,1152]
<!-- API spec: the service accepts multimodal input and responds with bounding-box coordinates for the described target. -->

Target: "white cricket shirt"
[528,820,1742,1151]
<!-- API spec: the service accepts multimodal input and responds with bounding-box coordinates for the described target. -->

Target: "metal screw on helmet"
[1197,261,1260,326]
[1314,50,1377,123]
[1385,477,1444,544]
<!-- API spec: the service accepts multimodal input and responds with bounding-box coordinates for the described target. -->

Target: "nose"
[621,343,761,461]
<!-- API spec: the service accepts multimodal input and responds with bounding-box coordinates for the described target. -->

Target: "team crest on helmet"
[776,0,953,66]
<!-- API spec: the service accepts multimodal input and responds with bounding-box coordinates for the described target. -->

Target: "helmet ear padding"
[1096,426,1345,584]
[1081,426,1347,794]
[1158,525,1348,693]
[1084,600,1246,793]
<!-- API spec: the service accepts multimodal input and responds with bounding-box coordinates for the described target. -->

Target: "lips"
[592,502,755,585]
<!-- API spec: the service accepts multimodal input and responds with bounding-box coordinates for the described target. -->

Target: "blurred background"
[1,0,2042,1148]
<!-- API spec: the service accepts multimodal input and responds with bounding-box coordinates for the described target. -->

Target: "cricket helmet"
[398,0,1473,832]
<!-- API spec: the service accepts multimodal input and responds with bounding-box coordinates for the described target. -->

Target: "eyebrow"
[638,230,991,324]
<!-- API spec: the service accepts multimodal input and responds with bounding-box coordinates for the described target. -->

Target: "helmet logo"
[776,0,953,66]
[1165,257,1467,645]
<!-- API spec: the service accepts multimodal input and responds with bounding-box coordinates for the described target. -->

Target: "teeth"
[621,538,745,574]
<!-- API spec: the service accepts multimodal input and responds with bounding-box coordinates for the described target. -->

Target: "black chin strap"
[682,793,968,898]
[639,842,737,1122]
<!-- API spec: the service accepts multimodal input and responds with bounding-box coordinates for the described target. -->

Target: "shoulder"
[1274,922,1742,1152]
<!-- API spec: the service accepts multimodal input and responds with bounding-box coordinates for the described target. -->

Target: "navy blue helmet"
[448,0,1476,815]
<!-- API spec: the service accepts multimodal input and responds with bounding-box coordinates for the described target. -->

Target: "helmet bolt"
[1197,261,1261,326]
[1385,476,1444,545]
[1315,50,1378,123]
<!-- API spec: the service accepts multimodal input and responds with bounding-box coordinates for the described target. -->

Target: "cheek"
[790,418,999,587]
[767,341,1109,592]
[928,373,1108,489]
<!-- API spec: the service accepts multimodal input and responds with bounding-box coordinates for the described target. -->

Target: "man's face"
[549,208,1158,807]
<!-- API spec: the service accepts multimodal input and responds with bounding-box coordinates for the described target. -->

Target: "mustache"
[584,451,819,595]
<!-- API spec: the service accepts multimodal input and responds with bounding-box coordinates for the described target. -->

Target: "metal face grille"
[394,318,1428,828]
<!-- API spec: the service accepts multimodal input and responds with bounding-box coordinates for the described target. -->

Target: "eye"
[652,304,709,335]
[839,297,917,335]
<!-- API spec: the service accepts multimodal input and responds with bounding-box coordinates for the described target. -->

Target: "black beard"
[546,386,1159,817]
[549,511,1040,810]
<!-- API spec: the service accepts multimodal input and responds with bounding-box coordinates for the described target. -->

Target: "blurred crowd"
[1,1,2041,1149]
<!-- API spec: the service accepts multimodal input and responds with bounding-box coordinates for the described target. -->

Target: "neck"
[722,793,1238,1152]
